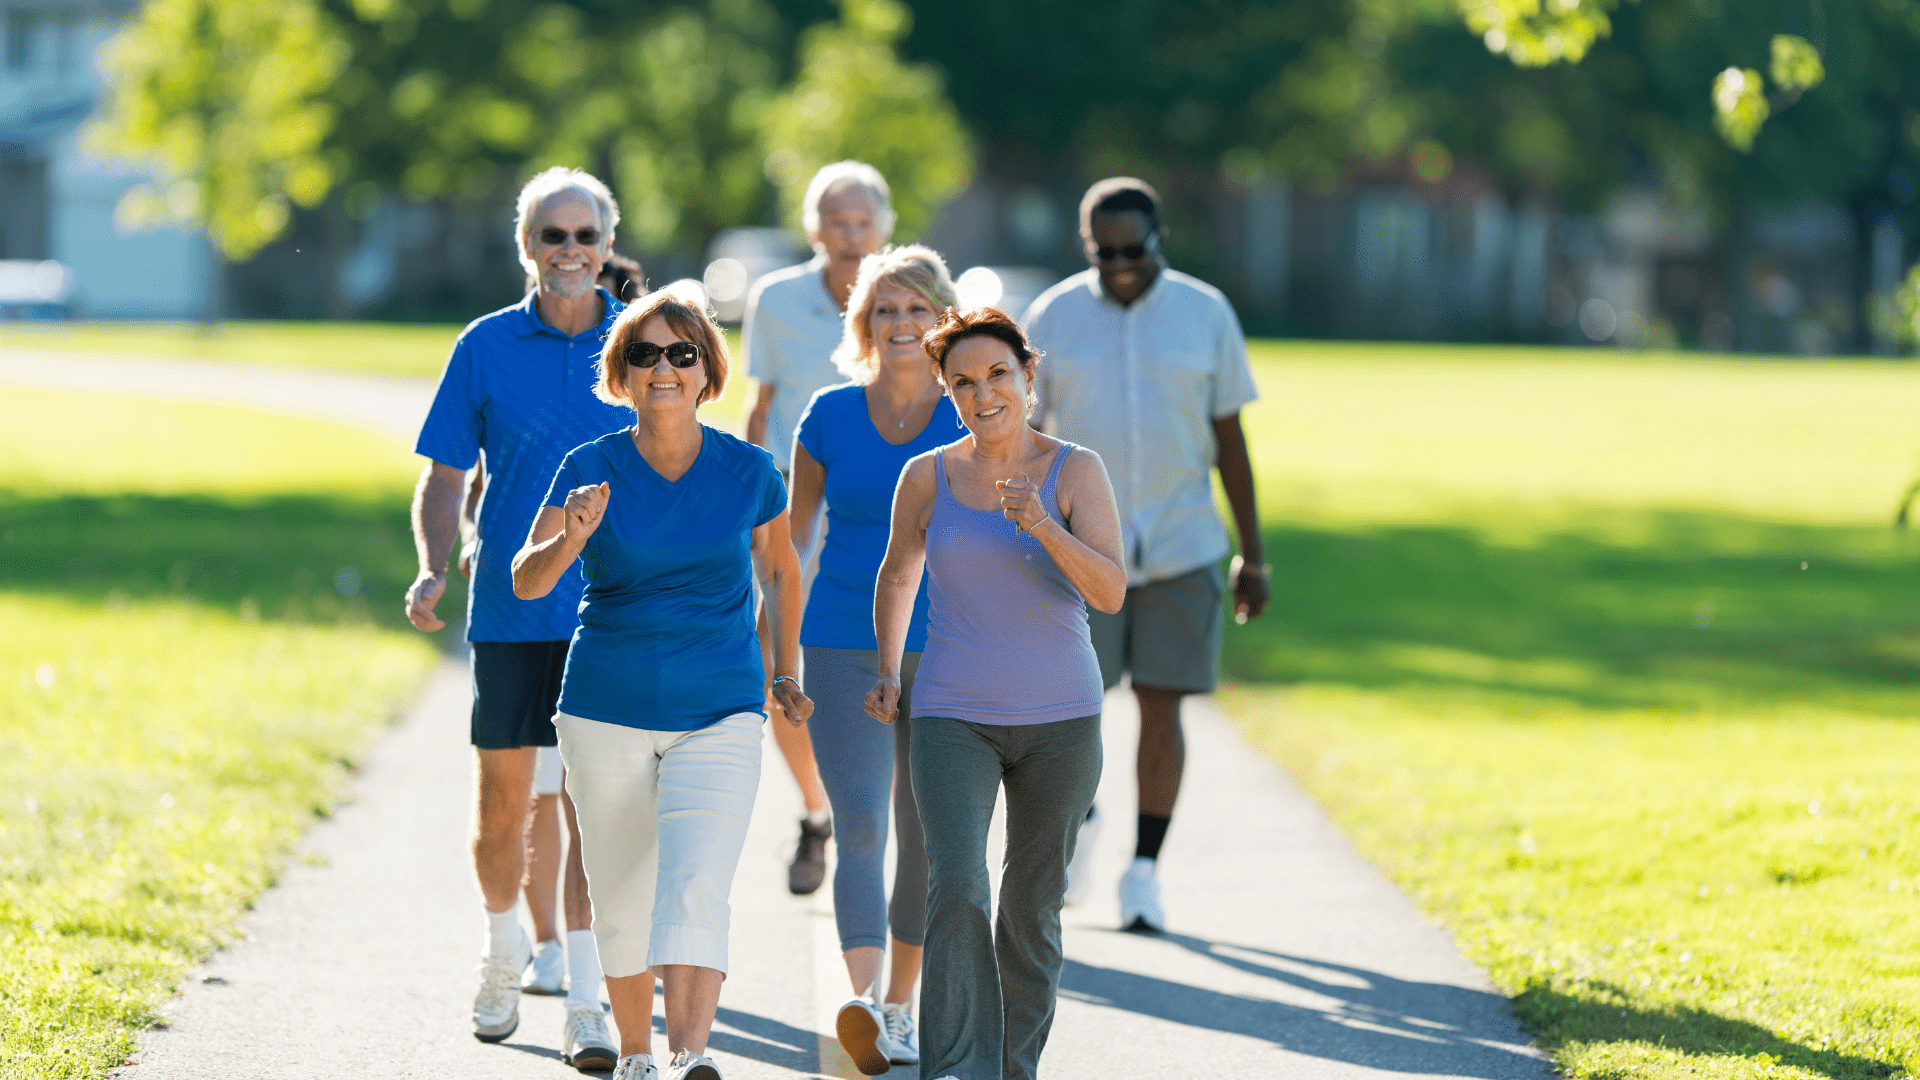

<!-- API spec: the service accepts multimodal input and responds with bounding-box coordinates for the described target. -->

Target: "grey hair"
[514,167,619,274]
[832,245,957,384]
[802,161,895,236]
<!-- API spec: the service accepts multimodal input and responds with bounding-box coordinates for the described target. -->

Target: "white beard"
[542,270,596,299]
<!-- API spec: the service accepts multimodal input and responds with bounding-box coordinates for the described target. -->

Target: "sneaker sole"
[473,1014,519,1043]
[1122,915,1164,935]
[678,1063,721,1080]
[565,1044,618,1072]
[522,981,568,996]
[836,1005,892,1076]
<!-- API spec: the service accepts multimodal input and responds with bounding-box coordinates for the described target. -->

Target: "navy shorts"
[469,640,569,750]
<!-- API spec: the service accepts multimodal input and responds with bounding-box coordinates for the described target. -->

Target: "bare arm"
[1212,412,1269,622]
[511,483,608,600]
[406,461,466,631]
[457,463,484,577]
[745,380,776,448]
[864,456,935,724]
[753,508,814,725]
[999,447,1127,613]
[788,442,827,562]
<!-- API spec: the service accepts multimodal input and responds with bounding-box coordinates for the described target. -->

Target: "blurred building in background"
[1,0,213,318]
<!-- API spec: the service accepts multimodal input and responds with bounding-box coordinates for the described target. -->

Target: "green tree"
[760,0,973,237]
[92,0,349,260]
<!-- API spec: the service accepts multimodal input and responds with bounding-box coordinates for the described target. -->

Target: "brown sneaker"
[787,817,830,895]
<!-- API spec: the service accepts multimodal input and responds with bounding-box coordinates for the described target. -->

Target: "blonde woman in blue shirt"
[788,245,963,1074]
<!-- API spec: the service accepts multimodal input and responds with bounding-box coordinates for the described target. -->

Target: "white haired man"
[406,166,625,1069]
[741,160,894,896]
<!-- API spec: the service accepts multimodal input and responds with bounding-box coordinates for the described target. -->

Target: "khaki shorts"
[1087,563,1224,694]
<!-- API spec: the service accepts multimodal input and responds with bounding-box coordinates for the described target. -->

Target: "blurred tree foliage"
[761,0,972,238]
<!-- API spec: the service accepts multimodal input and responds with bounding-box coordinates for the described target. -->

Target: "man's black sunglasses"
[1090,234,1160,262]
[626,340,703,368]
[538,226,602,247]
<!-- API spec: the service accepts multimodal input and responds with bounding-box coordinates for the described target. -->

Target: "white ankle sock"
[485,905,522,959]
[805,807,830,827]
[566,929,603,1007]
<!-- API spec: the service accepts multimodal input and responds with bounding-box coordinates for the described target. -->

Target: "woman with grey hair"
[787,244,962,1073]
[739,160,897,898]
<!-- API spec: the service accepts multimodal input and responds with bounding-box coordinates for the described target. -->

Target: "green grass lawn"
[0,387,446,1079]
[1222,343,1920,1080]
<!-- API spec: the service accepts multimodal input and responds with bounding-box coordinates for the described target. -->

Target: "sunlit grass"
[1222,348,1920,1080]
[0,387,443,1079]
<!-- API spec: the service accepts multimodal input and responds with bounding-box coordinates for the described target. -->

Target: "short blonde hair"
[803,161,895,236]
[831,245,958,385]
[596,290,731,407]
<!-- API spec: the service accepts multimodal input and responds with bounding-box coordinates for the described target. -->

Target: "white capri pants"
[555,710,763,978]
[533,744,564,797]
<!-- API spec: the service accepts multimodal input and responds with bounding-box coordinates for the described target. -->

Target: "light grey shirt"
[742,256,845,471]
[1024,268,1258,586]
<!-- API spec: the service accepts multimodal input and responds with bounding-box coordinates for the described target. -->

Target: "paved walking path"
[4,350,1549,1080]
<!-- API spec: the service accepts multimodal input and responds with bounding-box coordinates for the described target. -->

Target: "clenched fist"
[564,482,611,544]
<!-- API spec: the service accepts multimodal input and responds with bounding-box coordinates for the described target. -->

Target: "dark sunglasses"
[538,226,602,247]
[1090,234,1159,262]
[625,340,703,368]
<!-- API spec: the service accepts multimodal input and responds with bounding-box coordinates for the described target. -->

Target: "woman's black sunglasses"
[539,226,601,247]
[626,340,703,368]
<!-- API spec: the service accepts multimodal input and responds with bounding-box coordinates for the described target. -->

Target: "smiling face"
[869,282,940,372]
[810,186,888,276]
[1085,209,1164,305]
[523,189,611,300]
[621,314,709,417]
[938,335,1033,442]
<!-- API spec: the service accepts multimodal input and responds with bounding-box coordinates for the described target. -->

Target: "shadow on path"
[1063,931,1544,1079]
[644,1004,818,1073]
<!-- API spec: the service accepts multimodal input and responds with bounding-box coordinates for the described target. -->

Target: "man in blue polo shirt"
[406,166,629,1066]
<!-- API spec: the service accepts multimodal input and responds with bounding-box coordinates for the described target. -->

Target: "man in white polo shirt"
[742,160,893,896]
[1024,176,1270,934]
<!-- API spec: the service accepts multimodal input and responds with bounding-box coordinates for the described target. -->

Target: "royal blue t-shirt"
[544,426,788,731]
[414,289,631,642]
[795,383,965,651]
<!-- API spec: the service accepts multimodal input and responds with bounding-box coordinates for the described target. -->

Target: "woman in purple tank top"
[863,307,1125,1080]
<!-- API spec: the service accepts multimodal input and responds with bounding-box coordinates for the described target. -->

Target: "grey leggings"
[911,714,1102,1080]
[803,647,929,951]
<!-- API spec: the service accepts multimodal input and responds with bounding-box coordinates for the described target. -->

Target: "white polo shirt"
[742,256,846,471]
[1024,268,1258,587]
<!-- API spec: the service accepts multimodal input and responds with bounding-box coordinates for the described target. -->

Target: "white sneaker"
[1063,805,1102,906]
[524,937,566,995]
[1117,856,1166,933]
[563,1003,619,1072]
[881,1001,919,1066]
[664,1049,721,1080]
[835,997,894,1075]
[611,1054,658,1080]
[472,932,531,1042]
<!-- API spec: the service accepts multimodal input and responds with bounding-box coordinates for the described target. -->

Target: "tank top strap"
[1041,440,1074,494]
[934,449,951,503]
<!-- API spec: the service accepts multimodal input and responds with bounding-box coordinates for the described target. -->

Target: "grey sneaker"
[664,1049,721,1080]
[882,1001,919,1066]
[524,937,566,995]
[787,817,831,895]
[611,1054,658,1080]
[472,932,531,1042]
[563,1003,619,1072]
[835,997,893,1075]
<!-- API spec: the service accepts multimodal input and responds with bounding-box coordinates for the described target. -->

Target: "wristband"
[772,675,799,690]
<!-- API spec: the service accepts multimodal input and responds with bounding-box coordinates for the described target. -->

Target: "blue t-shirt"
[414,288,632,642]
[544,426,788,731]
[795,383,965,651]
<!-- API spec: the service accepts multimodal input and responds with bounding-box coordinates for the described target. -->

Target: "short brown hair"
[922,306,1039,373]
[596,290,730,407]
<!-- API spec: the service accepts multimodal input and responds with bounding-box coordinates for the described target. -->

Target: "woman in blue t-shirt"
[789,245,963,1074]
[512,290,813,1080]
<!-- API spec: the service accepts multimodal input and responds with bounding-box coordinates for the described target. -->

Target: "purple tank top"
[910,442,1104,726]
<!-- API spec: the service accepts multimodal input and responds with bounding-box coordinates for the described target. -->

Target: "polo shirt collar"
[511,287,622,339]
[1088,267,1166,312]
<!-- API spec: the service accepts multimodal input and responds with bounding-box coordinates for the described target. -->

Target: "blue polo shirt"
[414,288,633,642]
[543,427,787,731]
